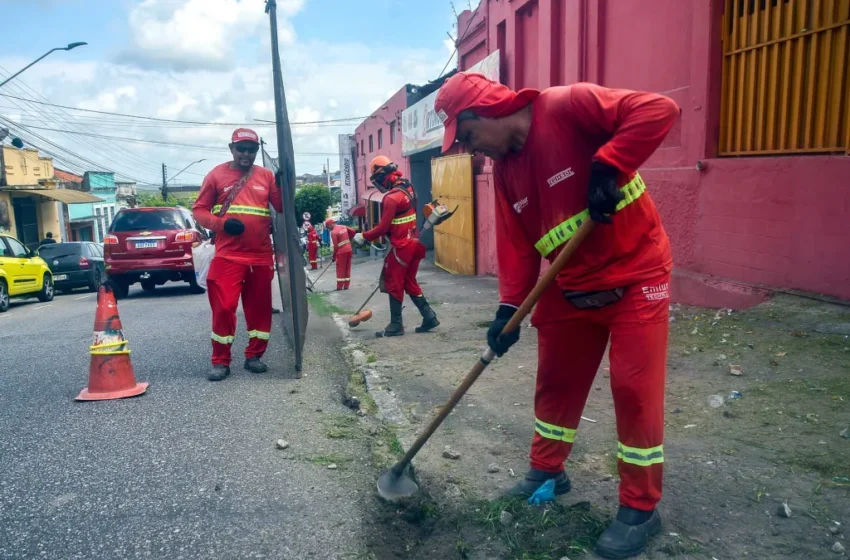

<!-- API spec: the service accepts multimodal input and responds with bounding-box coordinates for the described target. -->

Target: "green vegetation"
[295,184,331,226]
[307,292,350,316]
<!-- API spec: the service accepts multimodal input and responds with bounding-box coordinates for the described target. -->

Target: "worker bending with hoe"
[306,223,320,269]
[435,73,678,559]
[352,156,438,337]
[326,217,355,290]
[194,128,283,382]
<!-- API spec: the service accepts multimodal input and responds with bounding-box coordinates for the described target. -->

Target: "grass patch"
[368,423,405,468]
[324,413,360,440]
[309,453,352,468]
[367,354,377,364]
[307,292,350,317]
[346,368,377,415]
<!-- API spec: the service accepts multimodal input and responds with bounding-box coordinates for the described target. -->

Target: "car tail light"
[104,235,119,245]
[175,230,195,243]
[79,257,90,268]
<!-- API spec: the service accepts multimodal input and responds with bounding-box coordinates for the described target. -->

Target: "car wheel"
[110,278,130,299]
[37,274,54,302]
[89,267,103,292]
[141,280,156,292]
[0,280,9,313]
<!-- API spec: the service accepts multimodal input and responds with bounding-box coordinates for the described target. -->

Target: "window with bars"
[719,0,850,155]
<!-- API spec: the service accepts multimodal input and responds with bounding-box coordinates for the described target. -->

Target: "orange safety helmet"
[369,155,397,191]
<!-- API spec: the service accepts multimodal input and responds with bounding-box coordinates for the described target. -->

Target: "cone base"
[75,382,149,402]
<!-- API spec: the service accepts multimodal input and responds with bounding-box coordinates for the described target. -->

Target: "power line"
[438,1,482,78]
[0,92,368,126]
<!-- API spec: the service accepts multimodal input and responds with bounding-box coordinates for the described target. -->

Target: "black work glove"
[487,305,520,357]
[223,218,245,235]
[587,161,625,224]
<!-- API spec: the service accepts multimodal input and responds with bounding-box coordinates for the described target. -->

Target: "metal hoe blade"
[376,467,419,502]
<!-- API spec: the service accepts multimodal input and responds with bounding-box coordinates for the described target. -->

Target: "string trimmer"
[347,200,457,328]
[376,219,596,501]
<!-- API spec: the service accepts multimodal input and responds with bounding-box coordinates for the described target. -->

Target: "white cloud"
[0,1,448,180]
[122,0,303,71]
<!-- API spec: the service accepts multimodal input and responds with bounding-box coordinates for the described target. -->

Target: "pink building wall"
[458,0,850,303]
[354,87,409,204]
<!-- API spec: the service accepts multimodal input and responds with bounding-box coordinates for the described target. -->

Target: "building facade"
[451,0,850,304]
[69,172,118,243]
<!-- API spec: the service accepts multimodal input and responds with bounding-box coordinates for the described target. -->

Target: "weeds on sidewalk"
[307,292,350,316]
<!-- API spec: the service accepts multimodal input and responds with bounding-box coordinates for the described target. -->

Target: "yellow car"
[0,233,54,312]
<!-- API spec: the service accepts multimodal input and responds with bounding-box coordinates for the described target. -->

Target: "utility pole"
[161,163,168,202]
[326,158,330,187]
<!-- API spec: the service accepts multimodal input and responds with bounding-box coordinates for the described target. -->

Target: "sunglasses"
[234,145,259,154]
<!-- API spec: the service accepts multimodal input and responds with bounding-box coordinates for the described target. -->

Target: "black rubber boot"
[503,468,571,499]
[208,365,231,382]
[594,506,662,559]
[411,295,440,333]
[244,357,268,374]
[379,296,404,337]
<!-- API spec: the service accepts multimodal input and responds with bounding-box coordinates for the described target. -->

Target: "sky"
[0,0,475,184]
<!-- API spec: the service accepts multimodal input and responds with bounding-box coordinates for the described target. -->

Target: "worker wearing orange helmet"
[326,217,355,290]
[434,73,679,559]
[352,155,438,337]
[305,223,320,269]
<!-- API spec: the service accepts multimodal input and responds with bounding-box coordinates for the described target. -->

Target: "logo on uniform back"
[513,197,529,214]
[642,283,670,301]
[547,167,575,188]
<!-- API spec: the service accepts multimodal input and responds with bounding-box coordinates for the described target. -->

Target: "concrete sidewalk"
[310,254,850,559]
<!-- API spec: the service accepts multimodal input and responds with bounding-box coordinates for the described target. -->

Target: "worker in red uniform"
[435,73,679,559]
[352,156,438,337]
[326,217,355,290]
[193,128,283,382]
[306,223,320,269]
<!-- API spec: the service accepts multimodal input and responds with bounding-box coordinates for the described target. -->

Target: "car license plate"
[135,241,158,249]
[54,274,68,281]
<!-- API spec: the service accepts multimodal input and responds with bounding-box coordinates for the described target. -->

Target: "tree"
[330,187,341,206]
[294,184,331,226]
[136,191,197,208]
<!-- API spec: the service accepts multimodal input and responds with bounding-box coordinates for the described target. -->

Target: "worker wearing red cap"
[352,155,438,337]
[326,217,356,290]
[193,128,283,382]
[305,223,320,269]
[435,73,678,559]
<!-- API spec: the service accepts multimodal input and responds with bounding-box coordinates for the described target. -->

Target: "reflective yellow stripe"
[391,214,416,225]
[338,240,350,247]
[617,442,664,467]
[90,340,131,356]
[211,204,270,217]
[534,418,576,443]
[211,332,235,344]
[248,330,270,340]
[337,277,350,281]
[534,173,647,257]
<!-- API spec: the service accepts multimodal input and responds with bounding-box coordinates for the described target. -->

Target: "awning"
[363,189,385,203]
[349,204,366,218]
[29,189,103,204]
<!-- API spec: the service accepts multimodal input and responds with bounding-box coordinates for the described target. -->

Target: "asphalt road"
[0,283,378,559]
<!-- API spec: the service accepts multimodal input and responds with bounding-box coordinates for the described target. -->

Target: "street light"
[169,159,207,183]
[161,159,206,202]
[0,42,88,89]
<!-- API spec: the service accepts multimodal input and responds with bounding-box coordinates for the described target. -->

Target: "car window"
[38,243,80,259]
[110,210,184,232]
[5,237,29,258]
[0,239,11,257]
[92,244,103,257]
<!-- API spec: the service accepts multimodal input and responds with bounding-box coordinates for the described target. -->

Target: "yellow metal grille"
[719,0,850,155]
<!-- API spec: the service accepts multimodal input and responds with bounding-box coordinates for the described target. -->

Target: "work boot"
[411,295,440,333]
[244,357,268,374]
[503,468,571,499]
[379,296,404,337]
[208,365,231,382]
[594,506,662,559]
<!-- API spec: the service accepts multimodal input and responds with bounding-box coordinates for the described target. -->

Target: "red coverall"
[362,180,426,302]
[306,226,319,269]
[193,163,283,366]
[493,83,678,512]
[331,224,356,290]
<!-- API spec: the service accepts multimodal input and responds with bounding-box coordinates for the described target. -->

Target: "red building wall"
[458,0,850,303]
[354,87,410,204]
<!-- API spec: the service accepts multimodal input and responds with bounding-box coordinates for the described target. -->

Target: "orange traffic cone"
[75,283,148,401]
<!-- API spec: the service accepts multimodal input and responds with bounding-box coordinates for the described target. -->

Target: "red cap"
[231,128,259,144]
[324,218,335,228]
[434,72,539,153]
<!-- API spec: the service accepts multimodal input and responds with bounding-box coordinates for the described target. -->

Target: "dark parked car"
[104,206,208,298]
[37,242,105,294]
